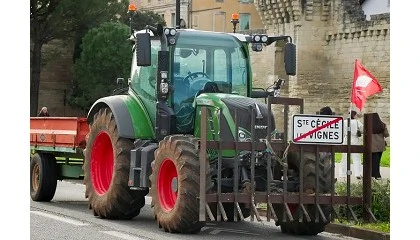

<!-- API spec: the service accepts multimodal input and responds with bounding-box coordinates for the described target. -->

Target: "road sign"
[292,114,344,144]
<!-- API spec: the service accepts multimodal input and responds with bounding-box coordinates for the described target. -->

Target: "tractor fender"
[87,95,154,139]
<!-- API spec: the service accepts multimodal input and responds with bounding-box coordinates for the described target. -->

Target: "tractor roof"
[131,28,248,43]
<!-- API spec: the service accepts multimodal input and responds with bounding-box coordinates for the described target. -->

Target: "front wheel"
[149,135,210,233]
[83,108,147,219]
[274,152,332,235]
[30,153,57,202]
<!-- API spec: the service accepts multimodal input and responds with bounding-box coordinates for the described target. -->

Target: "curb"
[326,222,390,240]
[257,209,390,240]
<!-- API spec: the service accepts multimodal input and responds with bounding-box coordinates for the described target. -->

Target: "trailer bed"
[30,117,89,153]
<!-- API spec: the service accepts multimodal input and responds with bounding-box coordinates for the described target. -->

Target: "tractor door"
[130,40,160,127]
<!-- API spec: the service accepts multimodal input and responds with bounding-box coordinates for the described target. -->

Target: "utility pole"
[176,0,181,29]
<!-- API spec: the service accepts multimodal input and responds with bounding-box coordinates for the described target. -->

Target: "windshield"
[171,31,249,105]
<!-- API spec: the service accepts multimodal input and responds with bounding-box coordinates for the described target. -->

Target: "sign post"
[292,114,344,145]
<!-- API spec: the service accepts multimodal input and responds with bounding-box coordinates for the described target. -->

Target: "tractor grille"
[221,97,275,141]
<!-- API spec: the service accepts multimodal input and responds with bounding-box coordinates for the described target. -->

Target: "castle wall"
[252,0,390,138]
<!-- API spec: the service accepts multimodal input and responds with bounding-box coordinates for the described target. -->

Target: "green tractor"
[83,20,332,235]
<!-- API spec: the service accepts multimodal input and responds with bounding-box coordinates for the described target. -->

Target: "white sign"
[292,114,344,144]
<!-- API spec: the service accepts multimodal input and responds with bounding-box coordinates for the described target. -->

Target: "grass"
[337,221,390,233]
[334,146,390,167]
[256,204,389,233]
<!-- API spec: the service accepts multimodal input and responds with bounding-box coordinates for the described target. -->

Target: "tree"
[125,9,167,32]
[68,10,166,112]
[68,22,132,112]
[30,0,129,116]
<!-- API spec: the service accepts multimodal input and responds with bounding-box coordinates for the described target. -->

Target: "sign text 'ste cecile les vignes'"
[292,114,344,145]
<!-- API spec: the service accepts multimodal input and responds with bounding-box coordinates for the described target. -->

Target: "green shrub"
[334,179,390,223]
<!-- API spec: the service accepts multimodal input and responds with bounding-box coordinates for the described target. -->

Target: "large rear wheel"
[274,152,332,235]
[30,153,57,202]
[149,135,210,233]
[84,108,147,219]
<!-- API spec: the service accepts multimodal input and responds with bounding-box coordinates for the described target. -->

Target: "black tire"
[30,153,57,202]
[275,152,332,235]
[83,108,147,220]
[149,135,210,233]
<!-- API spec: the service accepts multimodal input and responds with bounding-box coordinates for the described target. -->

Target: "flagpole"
[345,59,357,221]
[346,58,382,220]
[346,102,352,221]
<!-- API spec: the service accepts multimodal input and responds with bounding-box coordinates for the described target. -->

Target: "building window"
[215,0,224,2]
[239,13,250,31]
[238,0,254,3]
[171,13,175,27]
[192,14,199,28]
[213,11,226,32]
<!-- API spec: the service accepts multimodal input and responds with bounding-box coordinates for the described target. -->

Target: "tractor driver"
[172,48,196,134]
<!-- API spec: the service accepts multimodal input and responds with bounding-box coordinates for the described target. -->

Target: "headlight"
[238,129,251,142]
[160,82,169,94]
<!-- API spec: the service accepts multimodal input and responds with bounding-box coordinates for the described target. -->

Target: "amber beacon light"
[128,4,137,12]
[231,13,239,33]
[128,4,137,34]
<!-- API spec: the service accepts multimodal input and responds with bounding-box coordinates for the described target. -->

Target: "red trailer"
[30,117,89,201]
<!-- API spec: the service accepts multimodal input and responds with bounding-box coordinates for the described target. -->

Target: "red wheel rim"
[157,158,178,212]
[90,131,114,195]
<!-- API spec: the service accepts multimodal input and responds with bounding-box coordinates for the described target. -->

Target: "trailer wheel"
[149,135,210,233]
[30,153,57,202]
[84,108,147,220]
[274,152,332,235]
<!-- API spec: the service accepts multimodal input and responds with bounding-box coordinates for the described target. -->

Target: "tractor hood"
[195,93,275,141]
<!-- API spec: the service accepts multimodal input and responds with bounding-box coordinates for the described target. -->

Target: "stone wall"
[252,0,390,138]
[37,40,85,117]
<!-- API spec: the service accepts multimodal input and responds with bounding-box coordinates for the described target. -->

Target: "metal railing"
[198,96,376,224]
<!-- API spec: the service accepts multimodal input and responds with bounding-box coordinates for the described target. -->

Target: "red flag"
[351,59,382,111]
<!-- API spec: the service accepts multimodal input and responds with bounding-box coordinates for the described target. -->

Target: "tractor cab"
[131,25,295,141]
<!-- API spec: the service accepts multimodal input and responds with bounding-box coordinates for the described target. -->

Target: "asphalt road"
[30,180,363,240]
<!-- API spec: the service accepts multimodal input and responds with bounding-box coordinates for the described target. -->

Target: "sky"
[1,1,417,239]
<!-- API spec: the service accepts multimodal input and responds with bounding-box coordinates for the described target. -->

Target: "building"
[131,0,189,28]
[190,0,264,33]
[253,0,390,136]
[131,0,264,33]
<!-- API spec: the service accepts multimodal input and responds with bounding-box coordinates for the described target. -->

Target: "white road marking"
[202,226,260,236]
[100,231,148,240]
[31,211,89,226]
[145,196,152,205]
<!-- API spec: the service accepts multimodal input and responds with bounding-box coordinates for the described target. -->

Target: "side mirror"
[136,33,151,66]
[284,42,296,76]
